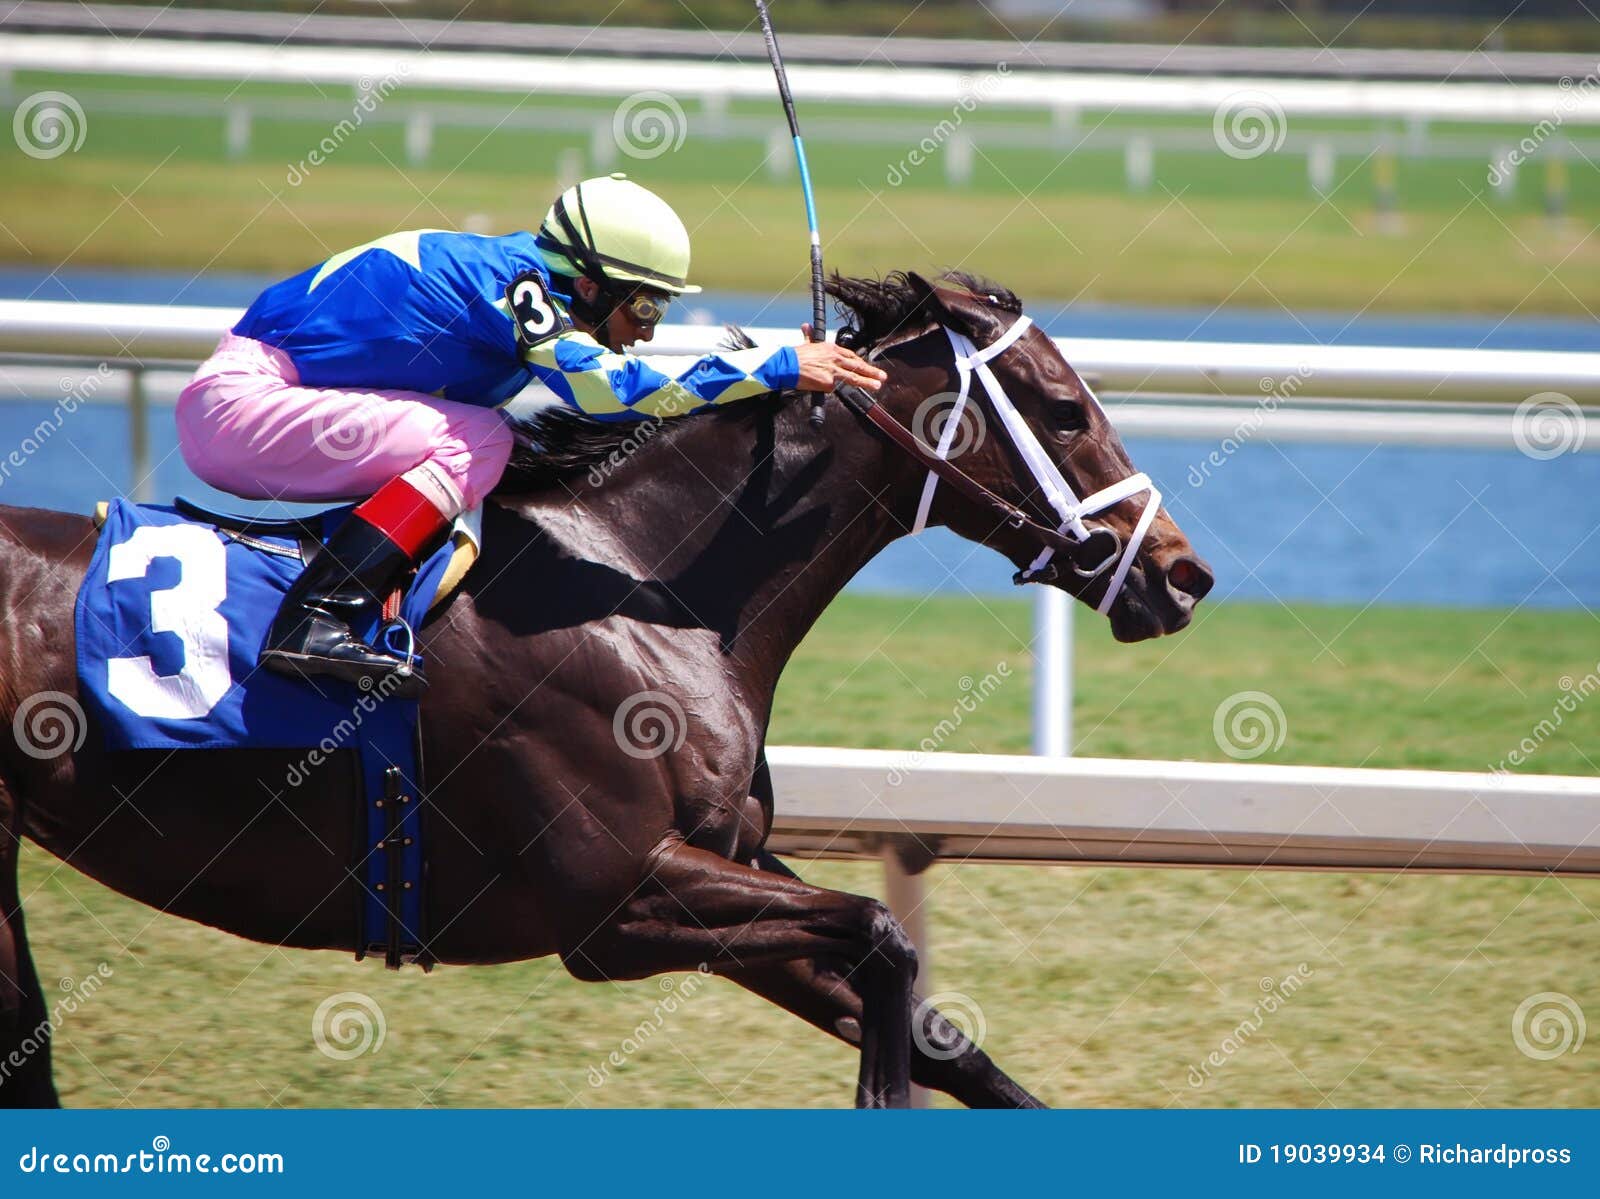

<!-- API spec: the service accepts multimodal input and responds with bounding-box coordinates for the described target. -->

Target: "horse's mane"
[493,270,1019,494]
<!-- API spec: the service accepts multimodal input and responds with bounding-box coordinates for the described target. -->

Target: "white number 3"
[105,524,232,720]
[513,278,557,336]
[508,270,566,349]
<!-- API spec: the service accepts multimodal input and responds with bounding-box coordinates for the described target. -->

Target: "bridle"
[834,310,1161,616]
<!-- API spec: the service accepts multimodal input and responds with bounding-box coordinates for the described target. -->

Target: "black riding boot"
[259,515,427,697]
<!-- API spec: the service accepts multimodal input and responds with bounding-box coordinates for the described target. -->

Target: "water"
[4,267,1597,609]
[859,440,1600,609]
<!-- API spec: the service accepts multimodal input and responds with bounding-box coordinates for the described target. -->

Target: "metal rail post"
[128,365,152,503]
[882,838,931,1107]
[1032,586,1074,758]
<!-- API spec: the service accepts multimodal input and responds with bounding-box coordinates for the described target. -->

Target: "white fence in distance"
[6,33,1600,126]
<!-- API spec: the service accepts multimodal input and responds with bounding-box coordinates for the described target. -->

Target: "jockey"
[176,173,885,696]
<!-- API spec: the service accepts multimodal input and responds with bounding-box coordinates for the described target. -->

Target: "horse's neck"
[507,397,919,695]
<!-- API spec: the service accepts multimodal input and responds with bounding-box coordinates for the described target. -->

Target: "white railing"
[4,34,1599,126]
[8,300,1600,411]
[767,745,1600,1055]
[767,746,1600,877]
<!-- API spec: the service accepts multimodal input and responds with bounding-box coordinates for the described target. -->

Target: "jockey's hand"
[795,324,888,393]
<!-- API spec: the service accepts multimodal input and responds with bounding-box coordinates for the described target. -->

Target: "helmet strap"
[549,193,628,347]
[566,278,625,347]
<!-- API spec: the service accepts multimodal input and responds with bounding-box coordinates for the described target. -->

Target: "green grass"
[5,71,1600,314]
[22,595,1600,1108]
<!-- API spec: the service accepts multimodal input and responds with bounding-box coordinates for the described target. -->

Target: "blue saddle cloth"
[75,499,452,751]
[76,499,450,967]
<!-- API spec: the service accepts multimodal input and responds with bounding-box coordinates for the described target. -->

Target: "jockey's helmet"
[535,174,703,313]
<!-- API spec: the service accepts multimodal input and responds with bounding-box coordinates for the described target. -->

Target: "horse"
[0,271,1213,1109]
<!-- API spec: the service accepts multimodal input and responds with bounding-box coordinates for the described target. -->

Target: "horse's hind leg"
[726,851,1046,1108]
[0,792,59,1108]
[559,840,918,1108]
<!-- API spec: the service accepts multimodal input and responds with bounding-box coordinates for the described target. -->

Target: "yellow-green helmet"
[535,173,702,295]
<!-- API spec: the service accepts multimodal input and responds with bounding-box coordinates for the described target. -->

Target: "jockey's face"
[573,277,663,350]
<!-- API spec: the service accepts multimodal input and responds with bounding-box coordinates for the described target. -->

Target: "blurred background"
[1,0,1597,1110]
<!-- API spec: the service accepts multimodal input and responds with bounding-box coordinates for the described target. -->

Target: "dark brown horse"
[0,273,1212,1109]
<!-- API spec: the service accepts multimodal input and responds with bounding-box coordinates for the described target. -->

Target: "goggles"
[618,289,672,326]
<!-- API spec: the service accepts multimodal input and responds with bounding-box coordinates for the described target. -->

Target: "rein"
[838,312,1161,616]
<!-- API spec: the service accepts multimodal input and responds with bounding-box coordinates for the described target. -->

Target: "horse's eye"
[1052,399,1087,432]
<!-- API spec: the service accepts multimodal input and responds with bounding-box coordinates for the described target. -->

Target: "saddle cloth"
[75,499,473,751]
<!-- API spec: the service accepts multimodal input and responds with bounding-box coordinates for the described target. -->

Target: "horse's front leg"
[558,839,918,1108]
[726,850,1046,1109]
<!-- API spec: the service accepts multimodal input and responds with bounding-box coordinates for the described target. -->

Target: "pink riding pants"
[175,332,514,516]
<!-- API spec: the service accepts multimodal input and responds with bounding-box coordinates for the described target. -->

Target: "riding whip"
[754,0,830,429]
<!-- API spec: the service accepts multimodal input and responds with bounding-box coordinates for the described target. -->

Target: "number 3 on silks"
[105,524,232,720]
[506,269,569,351]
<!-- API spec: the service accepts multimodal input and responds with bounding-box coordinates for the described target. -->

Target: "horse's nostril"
[1166,556,1214,602]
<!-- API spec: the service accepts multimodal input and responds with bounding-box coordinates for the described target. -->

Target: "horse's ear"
[904,271,941,311]
[906,271,979,338]
[904,271,959,331]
